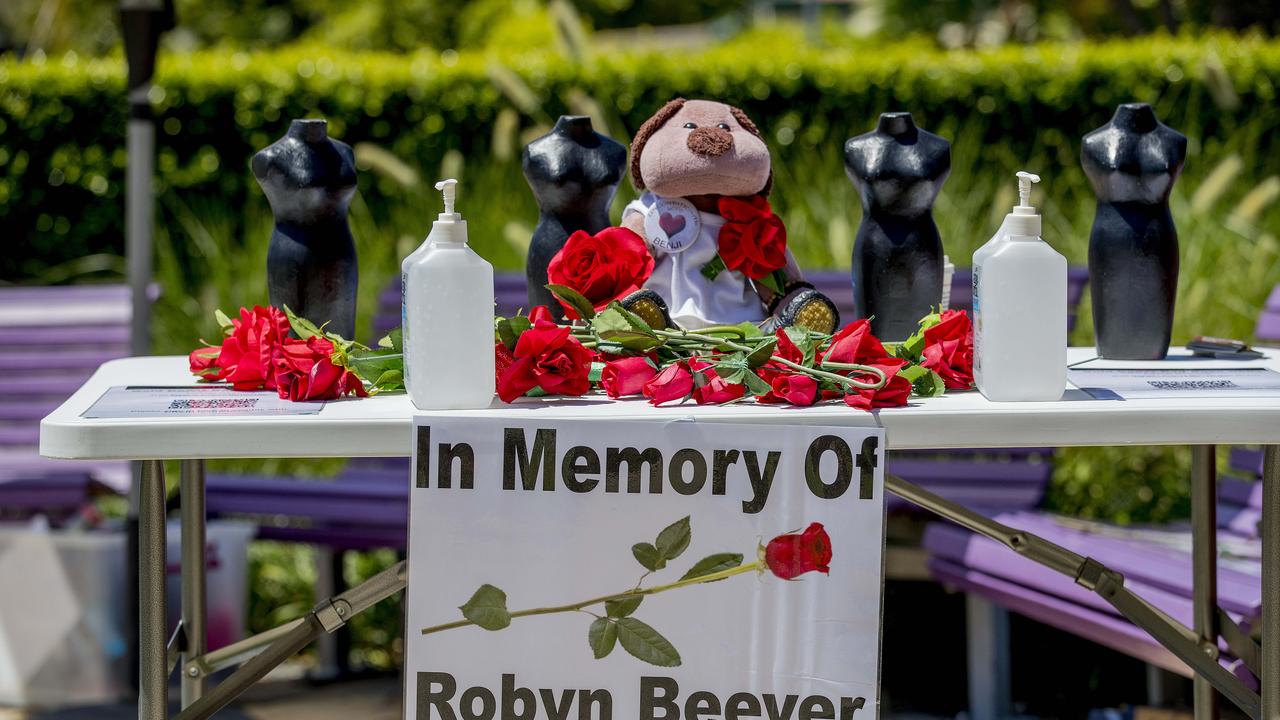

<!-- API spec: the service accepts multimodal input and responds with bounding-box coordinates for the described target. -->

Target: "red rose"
[922,337,974,390]
[495,342,517,388]
[768,373,819,406]
[924,309,971,345]
[920,310,974,390]
[642,359,708,406]
[843,358,912,411]
[527,305,556,325]
[497,320,593,402]
[272,336,367,401]
[189,346,222,380]
[716,196,788,280]
[547,227,655,319]
[763,523,832,580]
[823,319,887,365]
[601,356,658,398]
[210,305,292,390]
[693,371,746,405]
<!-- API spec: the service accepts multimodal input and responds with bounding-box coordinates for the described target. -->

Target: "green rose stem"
[420,561,764,636]
[651,329,887,390]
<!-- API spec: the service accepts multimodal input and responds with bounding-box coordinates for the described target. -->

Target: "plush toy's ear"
[630,98,686,190]
[729,105,773,197]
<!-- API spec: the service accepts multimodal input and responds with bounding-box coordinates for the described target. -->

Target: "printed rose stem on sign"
[420,518,832,668]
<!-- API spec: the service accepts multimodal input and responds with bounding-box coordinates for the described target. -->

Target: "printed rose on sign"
[421,517,833,667]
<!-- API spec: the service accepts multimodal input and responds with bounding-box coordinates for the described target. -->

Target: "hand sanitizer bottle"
[972,171,1067,401]
[404,179,495,409]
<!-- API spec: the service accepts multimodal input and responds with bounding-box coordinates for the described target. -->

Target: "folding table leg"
[180,459,208,706]
[138,459,169,720]
[1263,446,1280,720]
[1191,445,1220,720]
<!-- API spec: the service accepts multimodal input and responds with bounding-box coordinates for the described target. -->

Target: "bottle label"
[971,266,982,379]
[401,271,410,390]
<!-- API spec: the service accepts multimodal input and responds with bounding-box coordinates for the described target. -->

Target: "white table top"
[39,348,1280,460]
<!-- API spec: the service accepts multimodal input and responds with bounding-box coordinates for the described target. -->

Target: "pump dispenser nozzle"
[1007,171,1042,237]
[435,178,460,220]
[429,178,467,244]
[1016,171,1040,209]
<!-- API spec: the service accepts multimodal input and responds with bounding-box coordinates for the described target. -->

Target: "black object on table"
[253,118,359,339]
[522,115,627,318]
[1082,103,1187,360]
[844,112,951,341]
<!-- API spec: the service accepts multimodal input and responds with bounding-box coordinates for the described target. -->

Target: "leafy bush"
[3,31,1278,279]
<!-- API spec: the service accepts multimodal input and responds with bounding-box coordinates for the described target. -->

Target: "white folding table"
[39,349,1280,720]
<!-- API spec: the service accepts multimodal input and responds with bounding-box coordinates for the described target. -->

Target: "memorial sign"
[406,417,887,720]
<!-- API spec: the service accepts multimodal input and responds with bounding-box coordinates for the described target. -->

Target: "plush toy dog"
[618,98,838,334]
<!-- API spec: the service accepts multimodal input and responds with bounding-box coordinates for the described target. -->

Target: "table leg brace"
[172,560,407,720]
[887,474,1261,719]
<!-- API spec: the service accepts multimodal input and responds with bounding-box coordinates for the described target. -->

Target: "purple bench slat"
[889,458,1050,485]
[1257,314,1280,342]
[1220,474,1263,509]
[0,326,131,346]
[929,558,1256,686]
[926,513,1262,620]
[254,525,408,551]
[1229,448,1264,479]
[1219,503,1261,539]
[0,350,127,371]
[0,285,133,303]
[0,375,93,397]
[0,400,60,421]
[0,426,40,446]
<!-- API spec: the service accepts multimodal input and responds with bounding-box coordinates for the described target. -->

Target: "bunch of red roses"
[189,306,369,401]
[493,288,975,411]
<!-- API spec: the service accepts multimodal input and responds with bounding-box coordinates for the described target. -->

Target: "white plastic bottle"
[404,179,496,409]
[972,171,1067,402]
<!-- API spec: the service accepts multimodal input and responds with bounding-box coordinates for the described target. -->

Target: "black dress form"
[252,119,359,339]
[522,116,627,317]
[844,112,951,341]
[1082,103,1187,360]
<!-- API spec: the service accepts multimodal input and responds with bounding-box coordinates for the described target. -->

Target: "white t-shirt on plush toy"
[624,191,766,329]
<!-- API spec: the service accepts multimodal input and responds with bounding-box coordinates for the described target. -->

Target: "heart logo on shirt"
[658,212,687,238]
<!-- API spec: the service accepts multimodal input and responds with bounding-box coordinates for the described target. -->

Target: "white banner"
[405,417,886,720]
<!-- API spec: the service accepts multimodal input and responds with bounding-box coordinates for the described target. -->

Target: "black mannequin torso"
[523,116,627,316]
[252,118,359,338]
[844,112,951,341]
[1081,103,1187,359]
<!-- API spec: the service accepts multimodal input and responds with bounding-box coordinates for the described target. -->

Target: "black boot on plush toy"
[762,285,840,334]
[615,98,839,335]
[619,289,674,331]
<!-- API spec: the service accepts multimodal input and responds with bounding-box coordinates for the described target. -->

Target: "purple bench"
[0,285,138,522]
[925,283,1280,710]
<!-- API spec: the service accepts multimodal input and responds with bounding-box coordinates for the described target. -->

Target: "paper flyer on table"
[405,417,887,720]
[1067,367,1280,400]
[82,386,323,418]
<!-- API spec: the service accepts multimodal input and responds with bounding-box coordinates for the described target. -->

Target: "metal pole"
[179,460,207,706]
[138,460,168,720]
[1192,445,1220,720]
[126,110,154,356]
[1262,446,1280,720]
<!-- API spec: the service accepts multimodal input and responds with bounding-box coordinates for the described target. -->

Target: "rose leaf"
[655,516,692,561]
[589,617,618,659]
[605,594,644,618]
[616,617,682,667]
[459,584,512,631]
[632,542,666,572]
[680,553,744,581]
[546,283,596,320]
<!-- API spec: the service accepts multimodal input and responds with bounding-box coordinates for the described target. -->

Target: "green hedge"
[3,30,1278,279]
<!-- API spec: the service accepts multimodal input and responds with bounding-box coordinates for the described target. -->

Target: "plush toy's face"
[632,99,772,199]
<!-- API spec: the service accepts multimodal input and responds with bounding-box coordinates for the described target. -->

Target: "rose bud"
[189,346,224,381]
[763,522,832,580]
[642,361,695,406]
[601,356,658,398]
[769,373,818,406]
[693,371,746,405]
